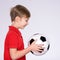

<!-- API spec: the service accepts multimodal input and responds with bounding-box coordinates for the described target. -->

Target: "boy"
[4,5,44,60]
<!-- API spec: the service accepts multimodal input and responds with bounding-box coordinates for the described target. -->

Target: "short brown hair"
[10,5,31,21]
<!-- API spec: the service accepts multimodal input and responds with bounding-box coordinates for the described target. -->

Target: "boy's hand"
[28,40,44,52]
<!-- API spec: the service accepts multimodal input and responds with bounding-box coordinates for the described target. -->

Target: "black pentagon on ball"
[29,39,35,44]
[40,36,46,42]
[47,44,50,50]
[31,51,34,54]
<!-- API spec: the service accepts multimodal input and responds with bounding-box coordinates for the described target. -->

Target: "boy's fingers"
[31,40,44,47]
[32,40,37,44]
[39,44,44,46]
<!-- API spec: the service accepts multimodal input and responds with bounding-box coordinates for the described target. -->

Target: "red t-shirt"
[4,26,26,60]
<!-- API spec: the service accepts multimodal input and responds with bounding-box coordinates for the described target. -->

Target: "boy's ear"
[15,16,21,22]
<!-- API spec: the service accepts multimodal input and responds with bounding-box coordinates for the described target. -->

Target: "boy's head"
[10,5,31,22]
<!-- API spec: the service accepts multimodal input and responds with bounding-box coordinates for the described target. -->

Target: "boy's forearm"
[10,46,31,60]
[16,47,31,58]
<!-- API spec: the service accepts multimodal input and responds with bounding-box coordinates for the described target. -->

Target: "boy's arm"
[10,41,44,60]
[10,47,31,60]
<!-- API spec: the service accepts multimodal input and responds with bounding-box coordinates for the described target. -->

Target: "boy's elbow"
[10,48,18,59]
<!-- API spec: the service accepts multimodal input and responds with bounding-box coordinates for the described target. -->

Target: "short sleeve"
[8,32,18,48]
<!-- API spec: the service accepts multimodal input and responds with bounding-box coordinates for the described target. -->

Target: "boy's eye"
[25,20,28,22]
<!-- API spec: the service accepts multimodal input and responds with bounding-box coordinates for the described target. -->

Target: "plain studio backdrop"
[0,0,60,60]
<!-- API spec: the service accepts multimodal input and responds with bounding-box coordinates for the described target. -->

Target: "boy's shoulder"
[6,30,16,37]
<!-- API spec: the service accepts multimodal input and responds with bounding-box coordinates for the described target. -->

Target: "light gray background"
[0,0,60,60]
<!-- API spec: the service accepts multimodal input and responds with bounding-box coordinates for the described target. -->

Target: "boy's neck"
[11,22,19,29]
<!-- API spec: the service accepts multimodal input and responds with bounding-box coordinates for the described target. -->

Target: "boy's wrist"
[27,46,32,52]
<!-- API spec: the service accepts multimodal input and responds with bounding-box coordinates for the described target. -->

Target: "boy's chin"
[19,27,25,29]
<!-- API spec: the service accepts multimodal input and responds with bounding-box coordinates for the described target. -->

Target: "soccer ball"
[28,33,50,56]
